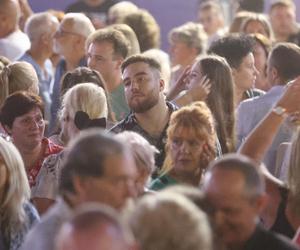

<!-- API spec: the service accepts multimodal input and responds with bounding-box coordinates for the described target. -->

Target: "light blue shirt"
[237,85,294,175]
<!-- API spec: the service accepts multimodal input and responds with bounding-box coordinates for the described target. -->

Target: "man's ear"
[159,78,165,92]
[72,175,88,200]
[115,57,123,70]
[253,194,268,214]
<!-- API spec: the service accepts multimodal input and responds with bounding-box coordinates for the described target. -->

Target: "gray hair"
[206,153,265,198]
[169,22,208,55]
[127,192,212,250]
[24,12,59,41]
[62,13,95,38]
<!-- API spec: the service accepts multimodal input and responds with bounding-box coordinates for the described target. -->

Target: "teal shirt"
[109,83,130,121]
[150,174,178,191]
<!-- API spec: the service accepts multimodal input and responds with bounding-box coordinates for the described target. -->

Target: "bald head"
[0,0,20,37]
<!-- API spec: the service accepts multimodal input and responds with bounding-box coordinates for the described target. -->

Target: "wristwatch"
[272,106,287,117]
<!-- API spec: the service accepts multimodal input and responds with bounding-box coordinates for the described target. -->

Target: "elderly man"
[0,0,30,61]
[203,154,298,250]
[50,13,95,132]
[19,12,59,130]
[86,28,130,121]
[56,204,137,250]
[21,129,137,250]
[111,55,177,170]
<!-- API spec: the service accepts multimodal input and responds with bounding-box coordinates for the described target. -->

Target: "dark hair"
[86,28,129,59]
[59,129,125,195]
[239,0,265,13]
[207,153,265,198]
[269,43,300,84]
[0,91,44,128]
[121,54,161,74]
[208,34,255,68]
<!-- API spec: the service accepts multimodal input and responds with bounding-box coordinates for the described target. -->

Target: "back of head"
[61,82,108,122]
[269,42,300,84]
[109,23,141,56]
[86,28,130,59]
[208,33,255,68]
[60,66,106,96]
[59,129,125,195]
[56,203,134,250]
[205,153,265,198]
[108,1,138,24]
[128,192,212,250]
[0,0,20,37]
[169,22,207,55]
[0,62,39,106]
[62,13,95,38]
[122,8,160,52]
[24,12,58,42]
[0,136,30,234]
[229,11,254,33]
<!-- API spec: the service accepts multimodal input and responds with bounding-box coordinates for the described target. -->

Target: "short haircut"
[121,54,161,74]
[128,192,212,250]
[207,153,265,198]
[59,129,125,195]
[24,12,58,41]
[198,1,224,14]
[270,0,296,12]
[86,28,129,59]
[169,22,207,55]
[62,13,95,38]
[0,91,44,129]
[56,203,135,249]
[208,34,255,68]
[269,42,300,83]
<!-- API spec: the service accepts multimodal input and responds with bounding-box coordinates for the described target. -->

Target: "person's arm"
[239,76,300,163]
[18,0,33,31]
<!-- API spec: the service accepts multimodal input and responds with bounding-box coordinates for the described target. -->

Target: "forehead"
[15,107,42,119]
[89,41,114,54]
[172,125,197,137]
[271,5,295,15]
[203,169,246,198]
[123,62,156,77]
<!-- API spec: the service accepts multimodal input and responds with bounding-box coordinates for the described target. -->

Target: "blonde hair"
[0,136,30,239]
[108,1,138,24]
[62,13,95,38]
[0,61,39,106]
[161,101,216,175]
[128,192,212,250]
[60,83,108,121]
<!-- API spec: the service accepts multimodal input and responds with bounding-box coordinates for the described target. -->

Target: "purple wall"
[28,0,300,51]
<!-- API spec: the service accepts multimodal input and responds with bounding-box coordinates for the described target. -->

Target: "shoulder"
[110,114,134,133]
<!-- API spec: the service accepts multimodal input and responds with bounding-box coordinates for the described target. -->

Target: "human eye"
[21,117,31,126]
[123,79,131,87]
[172,137,182,147]
[136,75,147,84]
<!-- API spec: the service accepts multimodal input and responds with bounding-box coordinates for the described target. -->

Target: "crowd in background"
[1,0,300,249]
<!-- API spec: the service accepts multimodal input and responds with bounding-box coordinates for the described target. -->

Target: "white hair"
[24,12,59,41]
[63,13,95,38]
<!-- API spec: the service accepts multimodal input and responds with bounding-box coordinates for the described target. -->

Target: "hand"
[188,75,211,102]
[166,66,191,101]
[276,76,300,114]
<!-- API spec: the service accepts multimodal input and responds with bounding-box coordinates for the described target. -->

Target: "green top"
[109,83,130,121]
[150,174,178,191]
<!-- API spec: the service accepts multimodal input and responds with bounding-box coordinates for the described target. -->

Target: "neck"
[27,47,49,69]
[17,142,43,170]
[107,74,122,93]
[234,87,245,108]
[169,168,201,186]
[135,96,169,137]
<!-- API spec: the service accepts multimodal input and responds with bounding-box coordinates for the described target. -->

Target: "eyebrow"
[123,71,148,81]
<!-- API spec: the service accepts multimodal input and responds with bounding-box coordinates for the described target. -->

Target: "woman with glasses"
[0,91,62,190]
[150,102,216,191]
[0,136,39,250]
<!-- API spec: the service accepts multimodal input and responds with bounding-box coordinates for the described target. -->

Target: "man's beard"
[129,93,159,113]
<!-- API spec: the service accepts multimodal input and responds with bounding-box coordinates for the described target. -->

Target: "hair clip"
[74,111,106,130]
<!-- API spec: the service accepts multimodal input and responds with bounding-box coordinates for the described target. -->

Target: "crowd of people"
[1,0,300,249]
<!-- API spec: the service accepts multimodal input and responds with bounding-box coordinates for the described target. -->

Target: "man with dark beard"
[111,55,177,170]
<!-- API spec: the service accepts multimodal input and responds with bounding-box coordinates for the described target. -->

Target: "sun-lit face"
[198,8,223,36]
[6,107,45,151]
[170,126,206,175]
[203,169,261,248]
[187,62,204,89]
[123,62,162,113]
[169,40,197,67]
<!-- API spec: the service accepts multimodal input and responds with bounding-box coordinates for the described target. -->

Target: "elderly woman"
[150,102,216,190]
[0,92,62,189]
[115,131,158,196]
[32,83,108,214]
[0,136,39,250]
